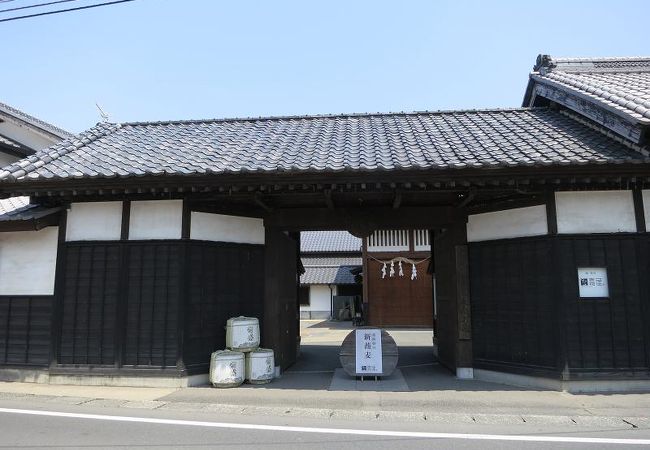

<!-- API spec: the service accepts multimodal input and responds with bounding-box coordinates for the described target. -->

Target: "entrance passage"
[287,319,441,391]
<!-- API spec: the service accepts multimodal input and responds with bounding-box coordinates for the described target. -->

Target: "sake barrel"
[209,350,245,388]
[226,316,260,352]
[245,348,275,384]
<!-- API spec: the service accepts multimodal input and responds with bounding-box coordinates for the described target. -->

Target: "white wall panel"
[467,205,548,242]
[0,227,59,295]
[129,200,183,240]
[556,191,636,234]
[190,212,264,244]
[300,285,334,314]
[66,201,123,241]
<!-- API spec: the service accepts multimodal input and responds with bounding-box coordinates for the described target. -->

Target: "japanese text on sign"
[355,329,383,375]
[577,267,609,298]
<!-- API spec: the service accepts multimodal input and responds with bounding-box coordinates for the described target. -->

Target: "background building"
[299,231,361,320]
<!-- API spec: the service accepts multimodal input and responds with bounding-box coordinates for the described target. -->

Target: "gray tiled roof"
[0,196,60,222]
[0,108,646,184]
[301,231,362,253]
[531,56,650,124]
[300,255,361,285]
[0,101,74,140]
[302,256,363,266]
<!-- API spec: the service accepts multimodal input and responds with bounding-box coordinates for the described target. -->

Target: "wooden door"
[367,259,433,327]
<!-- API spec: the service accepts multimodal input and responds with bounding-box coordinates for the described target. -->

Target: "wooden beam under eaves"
[254,192,273,212]
[392,191,402,209]
[324,189,335,209]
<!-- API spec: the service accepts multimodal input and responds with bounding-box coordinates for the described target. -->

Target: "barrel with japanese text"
[339,328,398,377]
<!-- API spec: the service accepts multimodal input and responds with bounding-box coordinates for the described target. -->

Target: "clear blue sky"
[2,0,649,133]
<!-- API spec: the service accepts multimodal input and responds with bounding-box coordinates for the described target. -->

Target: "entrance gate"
[262,206,473,377]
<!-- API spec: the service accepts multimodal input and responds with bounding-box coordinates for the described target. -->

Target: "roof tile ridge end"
[0,122,121,182]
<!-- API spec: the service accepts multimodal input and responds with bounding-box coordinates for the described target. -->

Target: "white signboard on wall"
[577,267,609,298]
[355,329,383,374]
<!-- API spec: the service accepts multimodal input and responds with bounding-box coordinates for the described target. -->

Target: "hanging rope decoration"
[372,256,430,281]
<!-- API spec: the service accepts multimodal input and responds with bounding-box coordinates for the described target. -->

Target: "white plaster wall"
[129,200,183,240]
[0,227,59,295]
[66,201,123,241]
[0,152,19,168]
[556,191,636,234]
[467,205,548,242]
[300,285,335,314]
[190,212,264,244]
[0,120,59,151]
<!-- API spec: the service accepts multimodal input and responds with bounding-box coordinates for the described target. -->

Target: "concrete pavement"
[0,320,647,430]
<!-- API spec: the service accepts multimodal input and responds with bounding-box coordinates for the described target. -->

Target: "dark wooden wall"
[0,296,52,366]
[184,241,265,371]
[52,240,265,373]
[557,236,650,376]
[469,238,557,374]
[59,244,120,365]
[469,234,650,378]
[124,243,182,368]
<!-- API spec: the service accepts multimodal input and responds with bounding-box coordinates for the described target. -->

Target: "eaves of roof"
[1,107,648,199]
[0,101,75,141]
[0,196,61,230]
[524,55,650,145]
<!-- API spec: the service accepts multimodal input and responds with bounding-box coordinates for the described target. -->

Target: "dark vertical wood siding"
[469,234,650,377]
[123,243,182,368]
[469,238,557,372]
[0,296,52,366]
[557,236,650,374]
[183,242,265,369]
[59,244,120,365]
[53,240,265,372]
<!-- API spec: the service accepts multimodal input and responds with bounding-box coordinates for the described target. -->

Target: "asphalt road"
[0,398,648,449]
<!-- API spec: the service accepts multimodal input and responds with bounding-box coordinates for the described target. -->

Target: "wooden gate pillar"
[262,228,299,372]
[432,219,473,378]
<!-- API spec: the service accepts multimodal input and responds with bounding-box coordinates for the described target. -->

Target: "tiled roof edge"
[0,101,75,140]
[530,73,650,125]
[559,109,649,157]
[533,54,650,74]
[120,107,542,128]
[0,122,121,182]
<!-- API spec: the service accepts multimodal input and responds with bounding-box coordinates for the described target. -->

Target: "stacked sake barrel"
[209,316,275,387]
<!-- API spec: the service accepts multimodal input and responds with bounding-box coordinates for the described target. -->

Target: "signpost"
[355,328,383,375]
[339,328,398,379]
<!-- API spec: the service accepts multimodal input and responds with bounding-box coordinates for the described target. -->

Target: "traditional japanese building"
[299,231,361,320]
[1,55,649,391]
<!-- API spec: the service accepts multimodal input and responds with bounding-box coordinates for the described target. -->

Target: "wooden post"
[263,228,281,367]
[262,228,298,370]
[49,209,68,368]
[633,188,646,233]
[432,218,473,376]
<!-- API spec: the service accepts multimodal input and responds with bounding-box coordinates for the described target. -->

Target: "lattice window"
[413,229,430,251]
[367,230,409,252]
